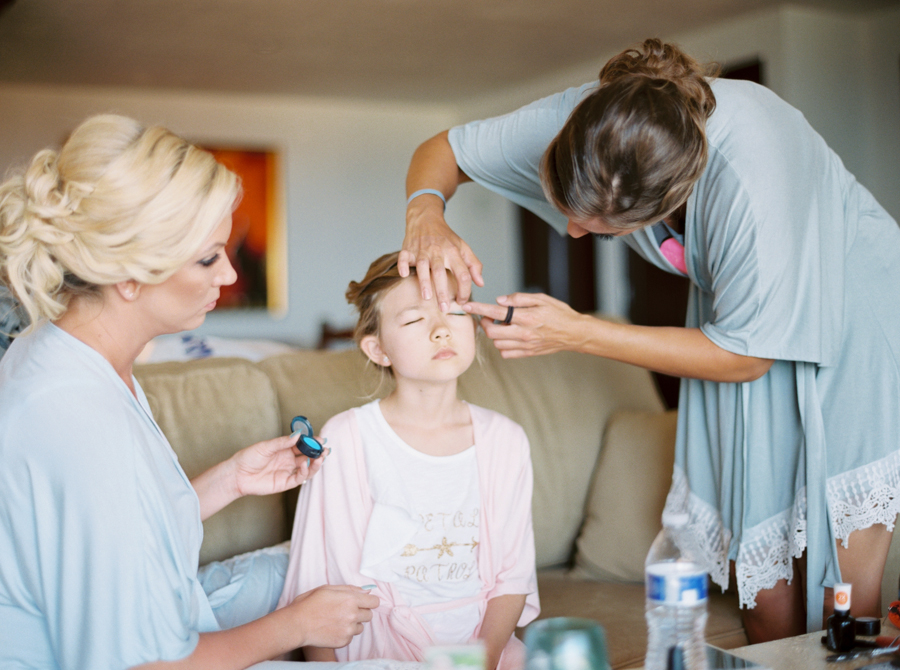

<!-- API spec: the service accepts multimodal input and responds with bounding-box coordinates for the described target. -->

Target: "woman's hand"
[232,434,325,498]
[287,585,379,649]
[192,434,327,521]
[464,292,591,358]
[133,585,378,669]
[401,130,482,309]
[400,204,483,310]
[467,294,775,382]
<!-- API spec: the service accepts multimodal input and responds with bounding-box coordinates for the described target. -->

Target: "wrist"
[407,188,446,209]
[568,312,599,354]
[405,194,447,221]
[405,197,451,233]
[223,452,245,501]
[263,602,307,657]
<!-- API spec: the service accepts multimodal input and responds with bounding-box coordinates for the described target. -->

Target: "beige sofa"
[133,334,900,669]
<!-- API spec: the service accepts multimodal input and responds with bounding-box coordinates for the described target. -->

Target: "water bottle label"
[646,565,708,604]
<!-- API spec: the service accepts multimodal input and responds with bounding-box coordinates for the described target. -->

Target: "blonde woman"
[0,115,377,669]
[401,39,900,642]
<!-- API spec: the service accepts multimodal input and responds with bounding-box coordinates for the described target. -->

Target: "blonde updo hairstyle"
[0,114,239,331]
[542,39,718,231]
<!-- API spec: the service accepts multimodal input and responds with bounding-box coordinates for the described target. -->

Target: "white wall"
[677,4,900,219]
[0,85,521,346]
[858,5,900,219]
[0,3,896,343]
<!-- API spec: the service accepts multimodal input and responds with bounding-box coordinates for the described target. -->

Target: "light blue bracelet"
[407,188,446,210]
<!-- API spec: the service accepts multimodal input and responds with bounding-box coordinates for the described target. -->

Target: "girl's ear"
[360,334,390,367]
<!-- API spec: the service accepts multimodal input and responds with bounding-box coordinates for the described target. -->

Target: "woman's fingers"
[466,292,587,358]
[291,585,380,648]
[445,241,484,305]
[463,300,509,322]
[401,210,483,307]
[464,292,551,323]
[397,248,415,279]
[414,258,435,301]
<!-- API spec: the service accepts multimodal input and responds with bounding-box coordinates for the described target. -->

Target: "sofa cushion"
[574,409,677,583]
[258,348,389,435]
[457,336,666,569]
[134,357,284,565]
[533,568,747,669]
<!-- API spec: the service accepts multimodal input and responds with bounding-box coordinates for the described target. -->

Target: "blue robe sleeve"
[448,82,598,235]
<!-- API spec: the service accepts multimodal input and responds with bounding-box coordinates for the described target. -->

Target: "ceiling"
[0,0,896,104]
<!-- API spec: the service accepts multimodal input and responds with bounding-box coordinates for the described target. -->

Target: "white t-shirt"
[359,401,482,644]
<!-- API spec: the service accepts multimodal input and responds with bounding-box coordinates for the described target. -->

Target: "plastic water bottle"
[644,511,708,670]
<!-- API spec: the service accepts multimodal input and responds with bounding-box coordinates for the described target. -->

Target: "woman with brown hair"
[400,39,900,642]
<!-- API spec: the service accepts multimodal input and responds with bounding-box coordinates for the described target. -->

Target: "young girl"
[278,251,539,670]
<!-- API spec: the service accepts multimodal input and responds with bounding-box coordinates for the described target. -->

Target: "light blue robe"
[0,324,286,668]
[449,78,900,630]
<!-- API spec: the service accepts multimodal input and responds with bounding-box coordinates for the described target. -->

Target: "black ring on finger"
[502,305,515,325]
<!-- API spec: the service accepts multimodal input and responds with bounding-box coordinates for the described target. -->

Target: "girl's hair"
[347,251,481,386]
[346,251,410,347]
[542,38,718,230]
[0,114,239,331]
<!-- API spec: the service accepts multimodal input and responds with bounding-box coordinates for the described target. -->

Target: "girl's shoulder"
[319,400,383,441]
[320,405,362,434]
[467,403,529,445]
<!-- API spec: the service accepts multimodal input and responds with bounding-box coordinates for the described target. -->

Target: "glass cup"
[524,617,611,670]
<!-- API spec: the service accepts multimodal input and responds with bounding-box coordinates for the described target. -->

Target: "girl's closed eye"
[403,317,423,326]
[198,253,220,267]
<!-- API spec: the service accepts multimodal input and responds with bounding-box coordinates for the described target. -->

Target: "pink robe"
[278,403,539,668]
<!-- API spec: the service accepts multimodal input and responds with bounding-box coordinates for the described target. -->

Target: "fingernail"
[362,584,376,590]
[306,457,310,467]
[440,301,448,312]
[320,437,328,446]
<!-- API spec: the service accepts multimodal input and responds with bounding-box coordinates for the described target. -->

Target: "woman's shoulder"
[449,81,598,168]
[705,78,811,160]
[0,329,140,470]
[1,328,124,420]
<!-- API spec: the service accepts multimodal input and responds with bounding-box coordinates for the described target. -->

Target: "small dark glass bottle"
[826,583,856,652]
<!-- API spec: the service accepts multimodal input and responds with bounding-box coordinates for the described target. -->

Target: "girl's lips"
[433,348,457,360]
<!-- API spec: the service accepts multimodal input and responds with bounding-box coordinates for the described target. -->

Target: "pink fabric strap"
[660,237,687,275]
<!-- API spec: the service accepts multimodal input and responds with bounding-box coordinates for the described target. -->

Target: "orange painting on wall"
[205,147,286,312]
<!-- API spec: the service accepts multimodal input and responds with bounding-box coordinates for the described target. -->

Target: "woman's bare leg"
[737,524,892,642]
[826,523,894,620]
[733,560,806,644]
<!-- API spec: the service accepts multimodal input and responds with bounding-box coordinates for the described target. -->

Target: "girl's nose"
[431,320,451,340]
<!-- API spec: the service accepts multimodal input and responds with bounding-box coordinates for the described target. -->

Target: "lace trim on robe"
[664,450,900,609]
